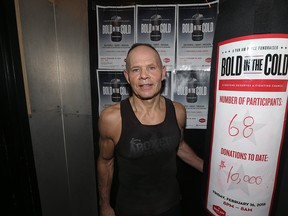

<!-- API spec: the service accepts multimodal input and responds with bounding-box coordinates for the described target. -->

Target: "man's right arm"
[97,107,120,216]
[97,139,115,216]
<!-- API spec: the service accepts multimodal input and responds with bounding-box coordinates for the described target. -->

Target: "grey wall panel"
[18,0,98,215]
[18,0,61,112]
[64,114,98,216]
[29,110,71,216]
[55,0,92,115]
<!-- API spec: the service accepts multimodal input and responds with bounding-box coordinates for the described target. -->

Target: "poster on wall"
[136,5,176,70]
[97,6,135,69]
[206,34,288,216]
[97,70,130,113]
[177,1,218,70]
[172,70,210,129]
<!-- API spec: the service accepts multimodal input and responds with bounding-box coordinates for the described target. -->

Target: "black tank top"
[115,97,181,216]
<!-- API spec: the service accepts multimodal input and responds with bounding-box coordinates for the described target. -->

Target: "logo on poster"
[212,205,226,216]
[220,54,288,76]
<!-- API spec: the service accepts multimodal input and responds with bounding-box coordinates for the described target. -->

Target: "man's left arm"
[174,101,204,172]
[177,141,203,172]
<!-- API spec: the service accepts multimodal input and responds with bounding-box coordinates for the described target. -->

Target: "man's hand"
[100,205,116,216]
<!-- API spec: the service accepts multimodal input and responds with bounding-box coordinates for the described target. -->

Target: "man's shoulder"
[170,100,186,126]
[171,100,185,111]
[102,102,121,113]
[98,102,122,138]
[99,103,121,122]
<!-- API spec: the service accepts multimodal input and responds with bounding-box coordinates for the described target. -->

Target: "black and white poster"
[97,70,130,113]
[172,69,210,129]
[177,1,218,70]
[97,6,135,69]
[136,5,176,70]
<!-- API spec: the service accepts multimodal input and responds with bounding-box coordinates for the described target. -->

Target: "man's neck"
[129,95,166,125]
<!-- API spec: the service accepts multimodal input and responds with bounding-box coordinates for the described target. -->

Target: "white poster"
[206,34,288,216]
[97,70,130,113]
[177,1,218,70]
[172,70,210,129]
[97,6,135,69]
[136,5,176,70]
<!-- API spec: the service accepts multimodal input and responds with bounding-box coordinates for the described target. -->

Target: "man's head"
[124,43,166,100]
[125,43,163,70]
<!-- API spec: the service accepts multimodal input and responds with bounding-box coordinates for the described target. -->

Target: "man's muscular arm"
[97,105,120,216]
[174,102,204,173]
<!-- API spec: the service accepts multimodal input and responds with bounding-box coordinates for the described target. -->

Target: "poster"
[136,5,176,70]
[172,70,210,129]
[97,70,130,113]
[206,34,288,216]
[97,6,135,69]
[177,1,218,70]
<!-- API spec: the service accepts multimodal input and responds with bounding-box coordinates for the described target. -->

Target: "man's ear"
[161,66,167,81]
[124,70,130,84]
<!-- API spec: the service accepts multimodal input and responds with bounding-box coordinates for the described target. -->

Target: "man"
[97,43,203,216]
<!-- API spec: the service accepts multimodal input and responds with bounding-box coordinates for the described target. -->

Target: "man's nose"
[139,68,149,79]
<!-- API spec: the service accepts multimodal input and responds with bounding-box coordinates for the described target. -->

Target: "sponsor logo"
[213,205,226,216]
[163,58,170,63]
[199,118,206,123]
[205,57,212,63]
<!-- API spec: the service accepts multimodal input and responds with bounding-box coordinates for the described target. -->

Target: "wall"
[16,0,98,215]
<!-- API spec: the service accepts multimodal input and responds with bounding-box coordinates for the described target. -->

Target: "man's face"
[124,46,166,100]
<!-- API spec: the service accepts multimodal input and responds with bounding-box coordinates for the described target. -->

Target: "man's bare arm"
[174,102,204,172]
[177,141,204,172]
[97,137,115,212]
[97,106,120,216]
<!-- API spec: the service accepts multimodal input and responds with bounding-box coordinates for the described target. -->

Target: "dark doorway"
[0,1,41,215]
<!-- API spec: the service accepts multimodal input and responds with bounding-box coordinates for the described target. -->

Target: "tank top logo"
[129,136,177,157]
